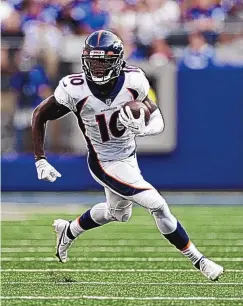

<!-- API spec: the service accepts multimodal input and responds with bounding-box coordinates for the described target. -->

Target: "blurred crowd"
[1,0,243,69]
[1,0,243,153]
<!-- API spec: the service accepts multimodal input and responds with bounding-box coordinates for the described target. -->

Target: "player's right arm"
[32,95,71,182]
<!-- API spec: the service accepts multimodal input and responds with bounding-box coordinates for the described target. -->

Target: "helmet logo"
[113,40,122,49]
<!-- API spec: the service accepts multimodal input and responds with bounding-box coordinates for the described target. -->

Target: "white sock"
[69,218,85,238]
[181,242,203,265]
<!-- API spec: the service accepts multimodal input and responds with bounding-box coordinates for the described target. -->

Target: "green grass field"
[1,205,243,306]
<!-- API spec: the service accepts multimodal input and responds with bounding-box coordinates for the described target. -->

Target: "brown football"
[123,101,150,126]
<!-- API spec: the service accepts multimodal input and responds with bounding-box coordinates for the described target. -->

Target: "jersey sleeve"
[128,69,150,101]
[54,76,81,112]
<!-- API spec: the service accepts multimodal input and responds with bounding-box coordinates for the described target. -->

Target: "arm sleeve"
[140,109,165,136]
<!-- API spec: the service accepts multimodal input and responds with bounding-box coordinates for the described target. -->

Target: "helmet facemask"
[82,50,123,85]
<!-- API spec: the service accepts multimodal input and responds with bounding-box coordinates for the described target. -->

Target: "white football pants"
[88,154,177,234]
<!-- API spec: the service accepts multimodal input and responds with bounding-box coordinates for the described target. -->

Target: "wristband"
[35,155,47,162]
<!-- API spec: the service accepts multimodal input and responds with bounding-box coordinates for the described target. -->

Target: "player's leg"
[68,188,132,235]
[128,186,224,280]
[94,155,224,280]
[53,188,132,262]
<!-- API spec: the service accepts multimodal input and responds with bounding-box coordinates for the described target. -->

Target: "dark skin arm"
[32,95,70,160]
[32,95,159,160]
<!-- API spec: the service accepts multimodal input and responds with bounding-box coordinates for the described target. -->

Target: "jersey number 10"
[68,75,126,143]
[96,111,126,143]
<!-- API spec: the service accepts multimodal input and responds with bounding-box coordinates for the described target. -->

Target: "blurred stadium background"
[1,0,243,304]
[1,0,243,191]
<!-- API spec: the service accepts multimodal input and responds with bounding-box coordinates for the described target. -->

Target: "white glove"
[35,159,61,182]
[119,106,146,135]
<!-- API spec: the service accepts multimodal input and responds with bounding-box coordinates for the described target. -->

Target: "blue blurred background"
[1,0,243,191]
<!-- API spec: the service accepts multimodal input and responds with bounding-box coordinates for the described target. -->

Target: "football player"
[32,30,224,280]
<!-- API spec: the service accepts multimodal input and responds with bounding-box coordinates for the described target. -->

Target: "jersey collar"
[86,72,125,106]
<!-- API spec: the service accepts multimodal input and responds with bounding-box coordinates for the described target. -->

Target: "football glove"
[35,159,61,182]
[119,106,146,135]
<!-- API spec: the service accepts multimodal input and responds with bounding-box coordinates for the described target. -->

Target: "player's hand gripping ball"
[124,101,150,125]
[119,101,150,135]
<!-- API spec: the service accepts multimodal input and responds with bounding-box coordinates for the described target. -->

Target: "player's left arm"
[120,70,164,136]
[140,96,165,136]
[135,70,165,135]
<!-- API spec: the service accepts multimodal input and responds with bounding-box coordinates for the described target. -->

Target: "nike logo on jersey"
[63,82,67,87]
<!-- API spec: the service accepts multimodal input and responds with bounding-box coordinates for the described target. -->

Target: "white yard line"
[3,236,243,242]
[1,268,242,273]
[1,296,243,301]
[2,281,243,286]
[1,257,242,262]
[2,246,243,253]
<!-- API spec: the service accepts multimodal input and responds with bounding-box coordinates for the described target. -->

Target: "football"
[123,101,150,125]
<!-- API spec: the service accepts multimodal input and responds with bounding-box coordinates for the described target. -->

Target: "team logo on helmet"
[113,40,122,49]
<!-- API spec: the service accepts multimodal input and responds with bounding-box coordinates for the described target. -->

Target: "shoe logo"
[60,226,69,246]
[62,239,68,246]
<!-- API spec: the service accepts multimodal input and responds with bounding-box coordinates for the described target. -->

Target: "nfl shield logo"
[106,98,112,106]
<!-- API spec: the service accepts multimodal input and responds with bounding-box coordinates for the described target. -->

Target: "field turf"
[1,205,243,306]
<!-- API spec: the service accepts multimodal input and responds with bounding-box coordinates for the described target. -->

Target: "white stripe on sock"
[181,242,203,265]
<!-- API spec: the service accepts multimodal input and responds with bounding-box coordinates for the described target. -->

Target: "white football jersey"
[54,66,150,161]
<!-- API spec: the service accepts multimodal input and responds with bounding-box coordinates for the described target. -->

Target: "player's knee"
[119,207,132,222]
[104,207,116,222]
[109,200,133,222]
[150,206,165,217]
[149,199,171,218]
[91,202,116,223]
[150,202,177,234]
[116,200,132,222]
[137,189,167,212]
